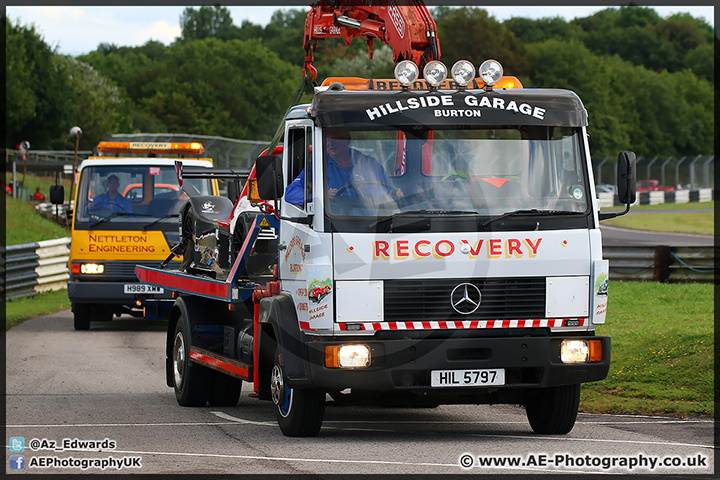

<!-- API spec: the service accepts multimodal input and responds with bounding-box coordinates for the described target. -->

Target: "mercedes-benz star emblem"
[450,283,482,315]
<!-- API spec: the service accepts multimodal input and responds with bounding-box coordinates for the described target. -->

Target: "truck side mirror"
[227,180,239,203]
[616,151,636,204]
[49,185,64,205]
[255,154,284,201]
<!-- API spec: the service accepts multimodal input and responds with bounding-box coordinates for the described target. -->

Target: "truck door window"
[285,126,312,212]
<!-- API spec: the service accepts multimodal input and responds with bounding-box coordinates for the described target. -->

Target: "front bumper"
[298,334,610,393]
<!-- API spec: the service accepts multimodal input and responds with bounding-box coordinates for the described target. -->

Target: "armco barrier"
[1,237,71,299]
[597,188,715,207]
[604,245,717,283]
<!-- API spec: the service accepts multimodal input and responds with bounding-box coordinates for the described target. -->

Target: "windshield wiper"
[479,209,581,229]
[89,211,150,229]
[142,214,177,231]
[368,210,479,230]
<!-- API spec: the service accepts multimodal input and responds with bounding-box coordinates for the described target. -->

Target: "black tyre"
[73,303,91,330]
[526,384,580,434]
[208,371,242,407]
[172,314,210,406]
[270,345,325,437]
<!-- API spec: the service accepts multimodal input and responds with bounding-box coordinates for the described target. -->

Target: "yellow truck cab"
[67,141,217,330]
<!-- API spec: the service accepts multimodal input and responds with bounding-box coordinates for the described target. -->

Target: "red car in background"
[635,180,675,193]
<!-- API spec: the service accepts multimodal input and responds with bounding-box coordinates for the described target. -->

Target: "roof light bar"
[96,141,204,155]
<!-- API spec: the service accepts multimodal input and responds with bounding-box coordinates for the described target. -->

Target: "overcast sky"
[6,4,716,57]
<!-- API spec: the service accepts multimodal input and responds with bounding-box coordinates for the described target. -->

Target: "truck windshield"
[324,125,589,220]
[74,165,211,227]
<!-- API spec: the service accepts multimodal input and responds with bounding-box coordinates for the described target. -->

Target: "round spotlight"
[479,59,504,87]
[423,60,448,87]
[394,60,419,86]
[451,60,475,87]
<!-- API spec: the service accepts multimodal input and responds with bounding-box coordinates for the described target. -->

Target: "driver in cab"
[88,174,133,213]
[285,131,402,205]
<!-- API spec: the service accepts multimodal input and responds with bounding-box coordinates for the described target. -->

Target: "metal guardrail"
[1,238,71,299]
[596,188,715,208]
[604,246,717,284]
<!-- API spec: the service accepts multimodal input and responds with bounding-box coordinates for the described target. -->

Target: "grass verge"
[602,211,713,235]
[580,282,714,417]
[5,195,69,245]
[5,289,71,330]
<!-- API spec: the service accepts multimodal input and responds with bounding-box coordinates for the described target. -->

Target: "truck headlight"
[80,263,104,274]
[560,339,603,363]
[325,344,371,368]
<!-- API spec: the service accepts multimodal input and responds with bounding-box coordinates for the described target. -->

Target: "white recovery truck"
[136,56,637,437]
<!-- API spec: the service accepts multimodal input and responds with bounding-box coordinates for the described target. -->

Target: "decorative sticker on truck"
[371,237,542,261]
[304,265,334,330]
[365,94,546,122]
[592,260,610,325]
[285,235,306,274]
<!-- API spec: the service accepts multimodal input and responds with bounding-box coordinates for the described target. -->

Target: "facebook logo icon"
[9,455,25,470]
[9,437,25,452]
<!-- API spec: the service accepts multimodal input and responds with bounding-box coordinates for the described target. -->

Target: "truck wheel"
[270,346,325,437]
[208,371,242,407]
[526,384,580,434]
[172,315,210,406]
[73,303,91,330]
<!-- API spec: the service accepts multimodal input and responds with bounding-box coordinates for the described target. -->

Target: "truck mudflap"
[303,334,610,393]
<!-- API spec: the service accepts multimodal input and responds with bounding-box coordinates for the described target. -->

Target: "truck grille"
[384,277,546,322]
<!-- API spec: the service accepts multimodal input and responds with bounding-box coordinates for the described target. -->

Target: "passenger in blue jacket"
[285,131,402,206]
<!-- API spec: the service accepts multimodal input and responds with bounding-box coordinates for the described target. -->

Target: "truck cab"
[67,141,217,330]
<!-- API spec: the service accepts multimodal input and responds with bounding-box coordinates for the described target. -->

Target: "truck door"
[279,123,316,329]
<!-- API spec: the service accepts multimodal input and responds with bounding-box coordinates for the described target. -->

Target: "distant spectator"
[32,187,46,202]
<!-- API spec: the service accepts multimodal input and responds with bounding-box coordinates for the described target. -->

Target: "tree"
[179,6,234,41]
[139,38,301,140]
[433,7,530,79]
[53,56,131,149]
[505,16,584,44]
[5,18,73,149]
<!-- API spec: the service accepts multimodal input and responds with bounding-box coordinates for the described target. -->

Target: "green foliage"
[53,56,131,148]
[6,289,71,330]
[328,44,395,79]
[180,6,235,41]
[434,7,530,78]
[5,195,68,245]
[5,18,73,149]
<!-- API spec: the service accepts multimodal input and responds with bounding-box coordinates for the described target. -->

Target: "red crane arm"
[303,0,441,80]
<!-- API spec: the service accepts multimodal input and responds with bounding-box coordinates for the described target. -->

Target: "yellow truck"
[60,141,217,330]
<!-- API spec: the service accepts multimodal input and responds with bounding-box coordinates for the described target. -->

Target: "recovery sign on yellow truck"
[136,59,637,437]
[66,141,218,330]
